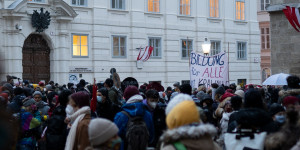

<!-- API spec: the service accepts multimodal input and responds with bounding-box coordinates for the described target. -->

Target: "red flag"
[90,78,97,112]
[283,6,300,32]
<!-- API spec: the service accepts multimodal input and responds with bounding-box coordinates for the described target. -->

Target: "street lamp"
[202,38,211,56]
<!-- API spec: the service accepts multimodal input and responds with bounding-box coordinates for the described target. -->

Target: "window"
[210,41,221,55]
[28,0,44,2]
[148,0,160,13]
[181,39,193,58]
[261,0,270,11]
[72,34,88,57]
[180,0,191,15]
[236,0,245,20]
[182,80,190,85]
[71,0,87,6]
[262,68,271,82]
[149,38,161,58]
[237,79,247,87]
[112,0,125,9]
[112,36,126,57]
[237,42,247,60]
[209,0,219,18]
[261,28,270,49]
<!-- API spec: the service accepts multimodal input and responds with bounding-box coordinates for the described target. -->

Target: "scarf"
[65,106,91,150]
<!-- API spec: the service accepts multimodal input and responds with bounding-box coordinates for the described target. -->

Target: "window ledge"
[144,12,163,16]
[177,15,194,19]
[71,5,91,9]
[150,57,162,59]
[237,59,247,60]
[112,56,127,58]
[108,9,129,13]
[207,18,222,23]
[234,20,248,25]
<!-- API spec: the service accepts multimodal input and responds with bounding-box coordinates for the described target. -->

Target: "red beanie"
[124,86,139,101]
[220,92,235,102]
[70,91,90,108]
[283,96,299,107]
[39,81,45,86]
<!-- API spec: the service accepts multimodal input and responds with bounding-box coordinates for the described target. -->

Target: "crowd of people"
[0,74,300,150]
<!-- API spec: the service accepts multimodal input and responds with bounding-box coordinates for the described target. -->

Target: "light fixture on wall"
[15,24,22,31]
[202,38,211,56]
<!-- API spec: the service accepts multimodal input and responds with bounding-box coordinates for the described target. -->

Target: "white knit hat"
[235,90,245,99]
[165,94,193,115]
[88,118,119,146]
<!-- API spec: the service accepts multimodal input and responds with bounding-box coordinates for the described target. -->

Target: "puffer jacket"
[160,124,221,150]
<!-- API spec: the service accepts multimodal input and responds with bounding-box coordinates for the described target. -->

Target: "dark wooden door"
[22,34,50,84]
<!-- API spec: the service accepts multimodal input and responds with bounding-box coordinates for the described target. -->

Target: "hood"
[279,89,300,98]
[122,102,147,117]
[160,124,217,144]
[126,94,143,104]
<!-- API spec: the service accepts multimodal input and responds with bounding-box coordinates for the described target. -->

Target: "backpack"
[122,111,149,150]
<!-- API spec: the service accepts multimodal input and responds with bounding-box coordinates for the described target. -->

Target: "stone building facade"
[0,0,261,87]
[268,0,300,76]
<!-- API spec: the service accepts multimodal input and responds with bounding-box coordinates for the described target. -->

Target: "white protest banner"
[190,51,229,88]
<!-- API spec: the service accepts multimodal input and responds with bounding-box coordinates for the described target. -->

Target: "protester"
[65,91,91,150]
[268,103,286,130]
[179,84,192,95]
[96,88,119,121]
[114,86,154,150]
[33,91,50,116]
[104,78,120,106]
[173,82,180,92]
[87,118,121,150]
[160,94,221,150]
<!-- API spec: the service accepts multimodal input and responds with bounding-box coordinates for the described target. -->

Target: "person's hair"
[58,90,72,107]
[231,96,243,111]
[104,78,114,88]
[211,83,219,89]
[248,84,255,89]
[145,89,159,99]
[13,87,24,95]
[98,88,109,98]
[179,84,192,95]
[244,89,264,109]
[287,75,300,89]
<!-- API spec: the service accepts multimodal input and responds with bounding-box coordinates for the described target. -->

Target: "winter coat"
[229,108,278,134]
[114,95,154,150]
[73,114,91,150]
[279,89,300,103]
[46,105,68,150]
[96,99,120,122]
[36,101,50,116]
[19,109,42,148]
[160,124,221,150]
[214,97,231,119]
[217,112,233,147]
[108,88,119,105]
[7,94,26,113]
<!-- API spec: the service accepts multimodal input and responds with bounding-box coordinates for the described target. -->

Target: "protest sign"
[190,51,229,88]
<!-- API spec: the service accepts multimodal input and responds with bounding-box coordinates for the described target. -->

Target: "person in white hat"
[87,118,121,150]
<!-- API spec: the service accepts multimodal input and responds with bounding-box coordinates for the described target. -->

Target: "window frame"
[112,35,127,58]
[261,0,270,11]
[28,0,45,3]
[111,0,126,10]
[209,0,220,18]
[179,0,191,16]
[181,39,193,59]
[210,40,221,56]
[71,34,89,58]
[261,27,270,50]
[235,0,245,21]
[148,37,162,59]
[147,0,160,13]
[236,41,247,60]
[71,0,88,6]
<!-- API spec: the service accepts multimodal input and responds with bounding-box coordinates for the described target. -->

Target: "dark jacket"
[108,88,119,105]
[96,99,120,122]
[46,105,68,150]
[7,94,26,113]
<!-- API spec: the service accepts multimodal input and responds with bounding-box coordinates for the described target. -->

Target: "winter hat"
[235,90,245,99]
[166,101,200,129]
[39,81,45,87]
[23,98,36,107]
[215,87,225,95]
[236,85,242,90]
[283,96,300,107]
[33,91,43,97]
[196,91,205,100]
[166,94,193,115]
[88,118,119,146]
[46,85,52,91]
[200,94,213,106]
[70,91,90,108]
[220,92,234,102]
[269,103,285,116]
[123,86,139,101]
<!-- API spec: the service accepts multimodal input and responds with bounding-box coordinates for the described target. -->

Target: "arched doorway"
[22,34,50,83]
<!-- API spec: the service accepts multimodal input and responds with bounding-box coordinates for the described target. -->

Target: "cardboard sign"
[190,51,229,88]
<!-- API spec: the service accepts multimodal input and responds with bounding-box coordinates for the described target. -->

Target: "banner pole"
[228,42,230,85]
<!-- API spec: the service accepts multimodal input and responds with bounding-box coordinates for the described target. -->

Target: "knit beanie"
[88,118,119,146]
[215,87,225,95]
[165,94,193,115]
[123,86,139,101]
[283,96,300,107]
[235,90,245,99]
[33,91,43,97]
[269,103,285,116]
[39,81,45,87]
[46,85,52,91]
[166,101,200,129]
[70,91,90,108]
[196,91,205,100]
[23,98,36,107]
